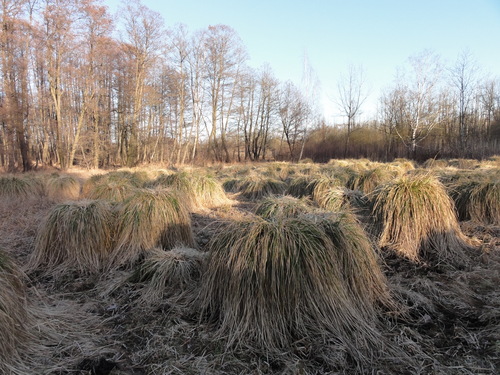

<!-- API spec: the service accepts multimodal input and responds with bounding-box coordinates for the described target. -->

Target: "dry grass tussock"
[0,175,42,201]
[45,174,81,201]
[303,211,396,314]
[348,165,404,194]
[148,171,231,209]
[254,195,313,219]
[29,200,115,275]
[0,250,31,373]
[111,188,194,268]
[130,246,206,305]
[451,176,500,225]
[198,214,397,366]
[315,186,368,212]
[82,170,145,198]
[237,174,287,200]
[372,173,476,266]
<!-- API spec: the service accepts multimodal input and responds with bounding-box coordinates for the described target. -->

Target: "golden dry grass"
[149,172,230,209]
[45,175,81,201]
[110,188,195,268]
[29,200,115,275]
[0,175,41,200]
[254,195,313,219]
[451,177,500,225]
[372,174,475,265]
[199,214,389,363]
[238,174,287,200]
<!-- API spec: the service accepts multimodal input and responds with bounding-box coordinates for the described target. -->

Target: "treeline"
[1,0,499,171]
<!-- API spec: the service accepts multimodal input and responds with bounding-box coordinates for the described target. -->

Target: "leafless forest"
[1,0,500,172]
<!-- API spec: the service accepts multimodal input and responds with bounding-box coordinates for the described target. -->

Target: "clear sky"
[105,0,500,122]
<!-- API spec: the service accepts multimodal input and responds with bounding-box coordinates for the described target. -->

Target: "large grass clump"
[372,174,475,265]
[254,195,313,219]
[149,172,229,209]
[0,250,30,371]
[314,186,369,212]
[29,200,115,275]
[199,214,391,363]
[84,180,138,203]
[238,175,287,200]
[45,175,81,201]
[83,172,144,202]
[131,247,206,304]
[111,188,194,268]
[348,166,402,194]
[305,211,394,313]
[0,175,40,200]
[451,178,500,225]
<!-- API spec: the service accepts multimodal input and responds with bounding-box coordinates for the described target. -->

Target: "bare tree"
[119,0,164,166]
[395,51,442,158]
[202,24,247,162]
[336,64,367,158]
[278,81,310,161]
[449,50,479,154]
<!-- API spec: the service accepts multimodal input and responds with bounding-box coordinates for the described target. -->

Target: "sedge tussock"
[422,158,448,169]
[149,172,230,209]
[84,180,138,202]
[0,175,40,200]
[254,195,313,219]
[199,215,387,362]
[285,175,317,197]
[45,175,81,201]
[191,174,232,208]
[315,186,368,212]
[303,211,395,313]
[0,250,31,372]
[131,247,206,304]
[238,175,287,200]
[451,178,500,225]
[372,174,475,265]
[111,188,194,268]
[348,166,402,194]
[29,200,115,275]
[82,171,144,197]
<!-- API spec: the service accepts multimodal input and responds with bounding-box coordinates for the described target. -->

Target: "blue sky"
[106,0,500,121]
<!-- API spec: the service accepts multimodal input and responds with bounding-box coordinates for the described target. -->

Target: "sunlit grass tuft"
[254,195,313,219]
[199,214,389,362]
[45,175,81,201]
[372,174,475,265]
[29,200,115,275]
[111,188,194,268]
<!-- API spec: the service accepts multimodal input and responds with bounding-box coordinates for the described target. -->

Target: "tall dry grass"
[254,195,313,219]
[0,175,41,200]
[0,250,30,372]
[29,200,115,274]
[131,247,206,304]
[45,175,81,201]
[372,174,475,265]
[111,188,194,268]
[199,214,389,363]
[451,178,500,225]
[148,172,230,209]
